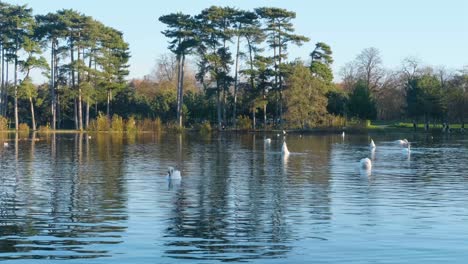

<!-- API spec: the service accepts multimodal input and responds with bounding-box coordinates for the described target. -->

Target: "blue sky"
[6,0,468,81]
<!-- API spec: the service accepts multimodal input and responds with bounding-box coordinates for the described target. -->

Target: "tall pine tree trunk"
[177,54,185,128]
[14,42,19,131]
[5,55,9,118]
[233,32,241,129]
[77,43,83,131]
[216,82,222,129]
[278,27,283,129]
[70,41,78,129]
[86,101,90,128]
[107,89,111,118]
[29,97,36,130]
[74,98,78,130]
[176,54,182,127]
[50,40,56,130]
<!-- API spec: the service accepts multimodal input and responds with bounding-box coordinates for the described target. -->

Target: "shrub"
[18,123,30,132]
[154,117,162,132]
[199,121,212,134]
[111,114,124,132]
[96,113,110,131]
[0,116,8,131]
[88,119,98,131]
[166,121,184,134]
[237,115,252,131]
[327,115,346,128]
[38,123,51,133]
[126,116,137,133]
[137,117,162,132]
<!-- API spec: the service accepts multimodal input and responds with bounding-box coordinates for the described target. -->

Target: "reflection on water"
[0,132,467,263]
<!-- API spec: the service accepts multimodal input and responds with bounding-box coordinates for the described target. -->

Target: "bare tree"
[151,53,178,83]
[401,56,421,80]
[339,61,357,91]
[374,71,405,120]
[355,47,384,91]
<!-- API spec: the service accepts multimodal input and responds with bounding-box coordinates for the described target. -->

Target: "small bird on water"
[166,167,181,180]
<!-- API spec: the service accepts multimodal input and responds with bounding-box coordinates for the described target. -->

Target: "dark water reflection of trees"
[0,132,335,262]
[163,133,333,262]
[0,133,128,260]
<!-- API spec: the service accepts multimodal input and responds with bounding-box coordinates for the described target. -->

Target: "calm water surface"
[0,132,468,263]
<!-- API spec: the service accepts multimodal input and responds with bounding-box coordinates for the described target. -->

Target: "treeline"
[0,1,129,131]
[1,3,467,132]
[155,6,468,131]
[337,49,468,129]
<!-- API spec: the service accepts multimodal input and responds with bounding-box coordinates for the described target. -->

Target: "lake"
[0,132,467,263]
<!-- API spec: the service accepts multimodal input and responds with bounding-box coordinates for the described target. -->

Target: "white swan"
[281,141,290,156]
[283,130,287,135]
[3,142,8,147]
[369,139,376,150]
[360,158,372,170]
[264,138,271,144]
[166,167,181,180]
[403,143,411,153]
[396,139,409,147]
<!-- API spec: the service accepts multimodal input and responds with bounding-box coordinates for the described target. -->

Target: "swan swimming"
[369,139,376,150]
[360,158,372,170]
[403,143,411,153]
[396,139,409,147]
[264,138,271,144]
[166,167,181,180]
[3,142,8,147]
[281,141,290,156]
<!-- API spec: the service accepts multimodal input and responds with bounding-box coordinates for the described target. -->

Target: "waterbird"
[360,158,372,170]
[166,167,181,180]
[403,142,411,153]
[395,139,409,147]
[3,142,8,147]
[342,131,345,138]
[369,139,376,150]
[264,138,271,144]
[281,141,290,156]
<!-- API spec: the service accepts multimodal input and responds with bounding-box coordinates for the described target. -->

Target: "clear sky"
[5,0,468,81]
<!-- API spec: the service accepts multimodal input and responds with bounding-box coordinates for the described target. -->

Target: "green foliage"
[18,78,37,100]
[237,115,252,130]
[310,42,334,84]
[347,80,377,120]
[406,74,446,121]
[284,62,328,129]
[326,89,348,116]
